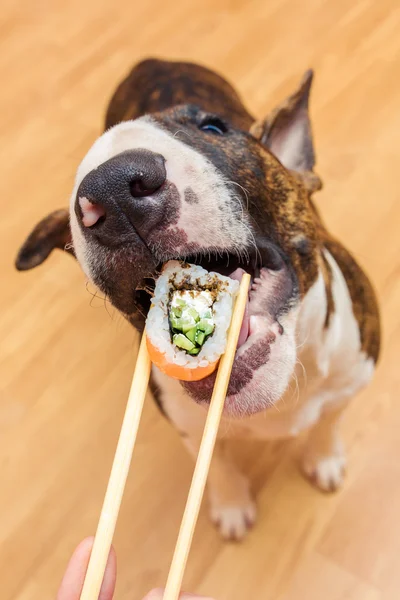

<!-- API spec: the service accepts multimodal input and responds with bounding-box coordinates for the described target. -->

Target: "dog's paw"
[301,451,347,493]
[210,501,257,541]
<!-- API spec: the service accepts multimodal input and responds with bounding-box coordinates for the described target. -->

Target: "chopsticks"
[79,273,251,600]
[162,273,250,599]
[79,333,152,600]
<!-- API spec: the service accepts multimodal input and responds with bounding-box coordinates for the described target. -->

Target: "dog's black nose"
[75,149,167,242]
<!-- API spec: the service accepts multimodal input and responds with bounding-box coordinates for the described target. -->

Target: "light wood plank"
[1,1,399,598]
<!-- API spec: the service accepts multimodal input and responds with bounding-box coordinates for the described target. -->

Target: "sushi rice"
[146,261,239,380]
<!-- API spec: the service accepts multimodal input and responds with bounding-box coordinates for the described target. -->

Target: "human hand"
[57,537,214,600]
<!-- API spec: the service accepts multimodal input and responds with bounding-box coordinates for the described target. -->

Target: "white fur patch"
[319,249,375,389]
[302,452,347,492]
[210,502,256,540]
[69,117,252,281]
[284,249,375,436]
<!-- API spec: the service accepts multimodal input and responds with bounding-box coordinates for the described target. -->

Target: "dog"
[16,59,380,540]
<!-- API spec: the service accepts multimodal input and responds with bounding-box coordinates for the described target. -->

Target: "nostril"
[129,176,163,198]
[78,196,106,228]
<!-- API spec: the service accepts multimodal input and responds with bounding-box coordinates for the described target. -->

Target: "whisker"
[295,356,308,388]
[89,289,100,308]
[225,179,250,211]
[271,400,281,413]
[86,281,107,305]
[103,295,114,320]
[132,304,146,320]
[289,368,301,406]
[295,329,311,351]
[173,129,193,140]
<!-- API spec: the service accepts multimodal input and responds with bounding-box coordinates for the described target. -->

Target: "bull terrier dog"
[17,59,380,540]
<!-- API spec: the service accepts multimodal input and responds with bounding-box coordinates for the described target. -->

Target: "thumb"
[57,537,117,600]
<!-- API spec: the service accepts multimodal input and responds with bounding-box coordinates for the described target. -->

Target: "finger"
[99,544,117,600]
[143,589,215,600]
[56,537,117,600]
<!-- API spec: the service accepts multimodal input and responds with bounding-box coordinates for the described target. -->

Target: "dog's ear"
[251,70,321,190]
[15,208,75,271]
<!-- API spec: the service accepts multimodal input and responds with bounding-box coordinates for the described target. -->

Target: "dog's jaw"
[182,266,299,416]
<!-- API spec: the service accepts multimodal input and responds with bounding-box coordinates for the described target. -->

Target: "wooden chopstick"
[79,273,250,600]
[163,273,251,600]
[79,332,152,600]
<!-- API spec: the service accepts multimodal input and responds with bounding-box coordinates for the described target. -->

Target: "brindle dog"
[16,59,380,540]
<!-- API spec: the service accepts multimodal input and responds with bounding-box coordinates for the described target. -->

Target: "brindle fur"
[319,249,335,327]
[105,59,380,362]
[15,208,74,271]
[105,58,254,131]
[16,58,380,364]
[325,238,380,361]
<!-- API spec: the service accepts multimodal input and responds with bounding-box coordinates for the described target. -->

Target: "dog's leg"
[153,373,256,540]
[301,400,348,492]
[181,432,256,541]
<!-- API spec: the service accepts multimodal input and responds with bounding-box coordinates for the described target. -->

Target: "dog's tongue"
[229,268,250,348]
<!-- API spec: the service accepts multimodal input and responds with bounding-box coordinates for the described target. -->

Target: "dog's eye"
[199,117,227,135]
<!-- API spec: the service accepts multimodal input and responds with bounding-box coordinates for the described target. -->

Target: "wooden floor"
[1,1,399,598]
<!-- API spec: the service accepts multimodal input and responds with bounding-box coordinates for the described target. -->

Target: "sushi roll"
[146,261,240,381]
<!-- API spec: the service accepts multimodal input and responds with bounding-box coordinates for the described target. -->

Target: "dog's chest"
[153,361,322,441]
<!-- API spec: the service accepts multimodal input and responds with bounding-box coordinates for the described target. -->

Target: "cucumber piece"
[181,318,197,333]
[170,316,196,334]
[170,292,214,354]
[170,307,182,318]
[188,347,201,355]
[173,333,195,351]
[169,316,181,331]
[186,307,200,322]
[186,327,197,343]
[195,330,206,346]
[197,319,214,336]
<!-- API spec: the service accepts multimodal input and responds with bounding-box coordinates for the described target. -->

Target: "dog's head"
[17,68,322,416]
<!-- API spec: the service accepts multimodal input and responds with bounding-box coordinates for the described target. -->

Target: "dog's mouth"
[129,242,296,414]
[133,241,286,325]
[165,243,285,345]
